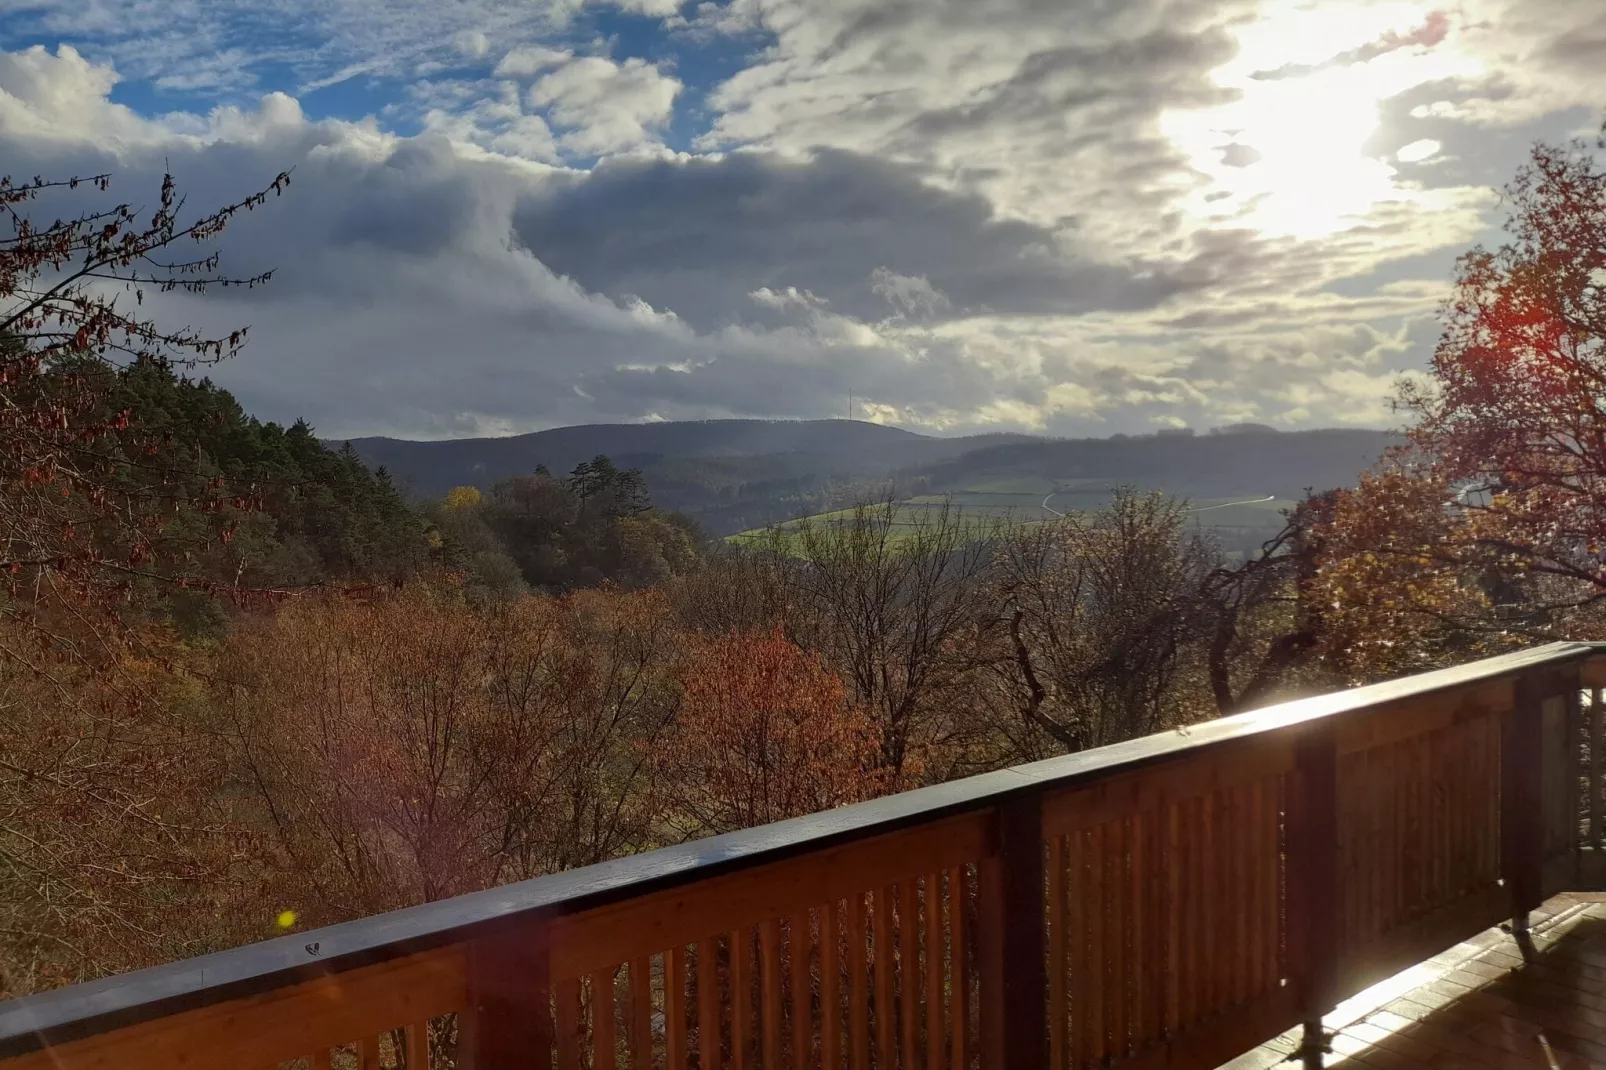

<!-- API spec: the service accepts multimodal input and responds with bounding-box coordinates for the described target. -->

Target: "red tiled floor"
[1222,895,1606,1069]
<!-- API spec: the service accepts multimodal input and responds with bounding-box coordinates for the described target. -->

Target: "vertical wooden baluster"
[875,887,895,1069]
[1449,724,1463,895]
[404,1022,430,1070]
[1506,672,1547,929]
[976,793,1046,1070]
[1086,821,1106,1068]
[851,894,871,1070]
[1132,812,1148,1051]
[823,903,842,1070]
[898,882,918,1070]
[1265,778,1281,991]
[556,977,584,1070]
[1439,722,1454,898]
[1109,817,1128,1059]
[1048,836,1066,1070]
[1163,803,1180,1044]
[667,947,689,1070]
[699,939,722,1070]
[1387,741,1403,935]
[629,958,653,1070]
[594,969,619,1070]
[791,910,813,1070]
[1246,782,1264,1002]
[1068,830,1088,1070]
[464,928,553,1070]
[1291,723,1339,1069]
[923,875,942,1070]
[947,866,968,1070]
[1142,808,1161,1048]
[1203,790,1220,1022]
[761,920,784,1070]
[1586,687,1599,848]
[731,932,753,1070]
[1235,785,1252,1008]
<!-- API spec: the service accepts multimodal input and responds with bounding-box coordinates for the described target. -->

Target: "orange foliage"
[657,628,888,837]
[219,585,679,926]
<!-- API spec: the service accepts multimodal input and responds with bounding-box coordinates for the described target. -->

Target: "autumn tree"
[218,582,682,925]
[1,169,290,635]
[655,629,886,838]
[1307,127,1606,670]
[993,489,1218,757]
[0,170,294,994]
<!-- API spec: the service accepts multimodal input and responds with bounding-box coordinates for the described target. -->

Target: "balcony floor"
[1223,893,1606,1070]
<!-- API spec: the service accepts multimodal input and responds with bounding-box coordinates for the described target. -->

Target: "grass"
[728,491,1293,551]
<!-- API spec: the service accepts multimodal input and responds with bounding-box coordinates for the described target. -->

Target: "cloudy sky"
[0,0,1601,440]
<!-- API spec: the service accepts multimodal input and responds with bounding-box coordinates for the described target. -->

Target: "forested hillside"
[351,420,1397,535]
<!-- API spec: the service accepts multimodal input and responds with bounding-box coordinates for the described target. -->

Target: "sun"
[1160,2,1484,241]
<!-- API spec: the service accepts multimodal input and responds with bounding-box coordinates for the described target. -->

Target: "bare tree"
[995,489,1217,754]
[787,496,999,780]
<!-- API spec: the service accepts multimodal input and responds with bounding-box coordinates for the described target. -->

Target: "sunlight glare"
[1160,2,1485,240]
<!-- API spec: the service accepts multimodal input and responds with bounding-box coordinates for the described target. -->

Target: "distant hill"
[343,420,1037,533]
[907,427,1399,501]
[343,420,1399,536]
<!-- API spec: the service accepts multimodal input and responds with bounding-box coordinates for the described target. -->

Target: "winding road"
[1040,490,1274,519]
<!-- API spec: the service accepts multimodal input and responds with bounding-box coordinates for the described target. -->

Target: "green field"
[728,483,1291,551]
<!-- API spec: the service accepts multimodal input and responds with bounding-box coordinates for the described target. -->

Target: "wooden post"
[1503,672,1546,931]
[977,792,1047,1070]
[462,924,553,1070]
[1289,723,1338,1069]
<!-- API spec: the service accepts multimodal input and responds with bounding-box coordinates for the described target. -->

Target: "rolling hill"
[343,421,1399,537]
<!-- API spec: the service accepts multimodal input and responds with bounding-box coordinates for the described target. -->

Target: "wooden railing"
[4,641,1605,1070]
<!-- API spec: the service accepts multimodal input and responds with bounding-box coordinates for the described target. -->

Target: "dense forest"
[5,129,1606,1008]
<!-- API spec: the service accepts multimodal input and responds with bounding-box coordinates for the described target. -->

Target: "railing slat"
[1593,687,1603,849]
[593,969,618,1070]
[849,894,870,1070]
[821,904,841,1070]
[790,911,811,1070]
[874,887,896,1067]
[555,977,582,1070]
[404,1022,429,1070]
[897,883,918,1069]
[922,875,941,1070]
[1087,822,1106,1067]
[1047,838,1066,1070]
[628,958,652,1070]
[761,919,783,1069]
[666,946,687,1070]
[697,940,719,1070]
[729,933,751,1070]
[946,867,967,1070]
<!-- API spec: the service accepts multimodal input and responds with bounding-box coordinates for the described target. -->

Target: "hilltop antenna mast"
[848,391,854,422]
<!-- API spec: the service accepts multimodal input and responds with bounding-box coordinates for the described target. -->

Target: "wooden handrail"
[3,640,1603,1069]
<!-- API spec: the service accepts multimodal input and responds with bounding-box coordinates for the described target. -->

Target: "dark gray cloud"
[511,148,1192,328]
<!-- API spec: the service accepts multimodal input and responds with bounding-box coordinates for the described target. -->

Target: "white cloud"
[454,30,491,58]
[1396,138,1441,163]
[528,56,681,155]
[494,45,573,78]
